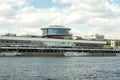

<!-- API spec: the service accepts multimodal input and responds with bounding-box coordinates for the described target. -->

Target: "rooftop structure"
[41,25,72,39]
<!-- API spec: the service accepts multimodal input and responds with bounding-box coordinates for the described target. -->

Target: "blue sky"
[0,0,120,39]
[29,0,71,9]
[108,0,120,5]
[28,0,120,8]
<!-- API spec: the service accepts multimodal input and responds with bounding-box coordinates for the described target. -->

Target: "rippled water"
[0,57,120,80]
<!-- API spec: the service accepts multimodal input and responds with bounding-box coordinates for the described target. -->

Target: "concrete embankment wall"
[89,53,116,56]
[18,52,64,57]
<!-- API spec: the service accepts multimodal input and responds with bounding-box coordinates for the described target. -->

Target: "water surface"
[0,57,120,80]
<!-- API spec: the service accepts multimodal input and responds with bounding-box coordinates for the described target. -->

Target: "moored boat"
[64,52,89,57]
[0,52,21,56]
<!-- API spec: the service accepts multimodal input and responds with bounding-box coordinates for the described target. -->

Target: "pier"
[0,47,120,56]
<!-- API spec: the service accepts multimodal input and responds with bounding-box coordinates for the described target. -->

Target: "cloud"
[0,0,120,39]
[0,0,28,6]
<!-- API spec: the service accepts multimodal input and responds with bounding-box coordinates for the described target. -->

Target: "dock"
[0,47,120,56]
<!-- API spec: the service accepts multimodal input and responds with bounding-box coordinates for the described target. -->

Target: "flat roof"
[0,36,106,44]
[41,25,71,30]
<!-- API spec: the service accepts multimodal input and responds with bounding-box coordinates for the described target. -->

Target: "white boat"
[0,52,21,56]
[64,52,89,57]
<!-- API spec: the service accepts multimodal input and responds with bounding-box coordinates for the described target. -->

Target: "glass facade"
[42,28,70,35]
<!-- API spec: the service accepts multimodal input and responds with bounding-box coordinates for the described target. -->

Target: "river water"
[0,57,120,80]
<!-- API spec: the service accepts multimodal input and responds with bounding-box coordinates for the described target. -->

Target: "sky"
[0,0,120,39]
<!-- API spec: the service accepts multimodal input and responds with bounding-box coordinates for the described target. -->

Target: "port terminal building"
[0,36,106,49]
[0,25,119,56]
[0,25,106,49]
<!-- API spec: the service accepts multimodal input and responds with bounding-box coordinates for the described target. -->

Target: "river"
[0,57,120,80]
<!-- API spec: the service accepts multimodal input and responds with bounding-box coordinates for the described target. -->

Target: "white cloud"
[0,4,16,19]
[0,0,120,39]
[0,0,28,6]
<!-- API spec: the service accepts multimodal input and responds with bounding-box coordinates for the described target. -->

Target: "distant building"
[104,39,120,49]
[41,25,72,39]
[4,33,16,37]
[82,34,104,41]
[110,40,120,48]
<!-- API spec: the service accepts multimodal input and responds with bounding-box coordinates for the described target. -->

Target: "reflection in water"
[0,57,120,80]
